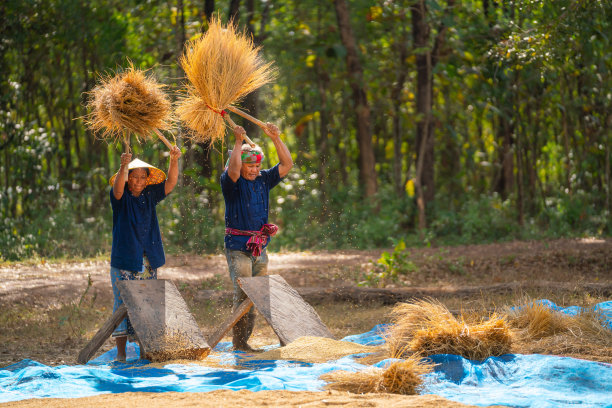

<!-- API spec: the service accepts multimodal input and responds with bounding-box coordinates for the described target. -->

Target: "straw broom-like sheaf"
[320,356,433,395]
[177,16,277,143]
[86,67,173,144]
[387,298,513,361]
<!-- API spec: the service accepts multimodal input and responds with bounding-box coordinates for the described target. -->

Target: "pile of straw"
[85,65,172,144]
[320,356,433,395]
[249,336,379,364]
[387,298,513,361]
[177,16,277,143]
[505,301,612,363]
[507,301,571,338]
[146,330,211,362]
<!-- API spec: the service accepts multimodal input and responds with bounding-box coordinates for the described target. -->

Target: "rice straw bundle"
[387,298,512,361]
[85,65,173,151]
[320,356,433,395]
[385,298,456,357]
[177,15,277,144]
[409,315,512,360]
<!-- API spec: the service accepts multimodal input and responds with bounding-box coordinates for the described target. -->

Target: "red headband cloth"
[225,149,264,168]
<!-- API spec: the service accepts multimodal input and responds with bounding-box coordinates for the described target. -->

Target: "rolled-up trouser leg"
[226,248,268,347]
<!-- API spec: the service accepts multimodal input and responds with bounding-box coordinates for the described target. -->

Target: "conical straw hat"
[108,158,166,186]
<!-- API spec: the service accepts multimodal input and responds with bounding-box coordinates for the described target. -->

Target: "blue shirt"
[221,164,282,252]
[110,182,167,271]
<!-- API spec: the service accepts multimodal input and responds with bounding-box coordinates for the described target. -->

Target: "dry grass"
[320,356,433,395]
[386,298,513,361]
[177,15,277,143]
[85,64,172,145]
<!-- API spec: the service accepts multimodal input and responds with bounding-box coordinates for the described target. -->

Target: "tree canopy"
[1,0,611,260]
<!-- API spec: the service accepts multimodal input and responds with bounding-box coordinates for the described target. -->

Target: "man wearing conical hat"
[221,123,293,352]
[108,145,182,361]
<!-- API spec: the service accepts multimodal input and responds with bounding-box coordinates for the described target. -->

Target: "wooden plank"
[117,279,210,361]
[77,304,127,364]
[238,275,334,346]
[207,298,253,349]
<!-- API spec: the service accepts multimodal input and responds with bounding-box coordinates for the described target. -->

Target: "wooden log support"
[238,275,334,346]
[77,304,127,364]
[207,298,254,349]
[117,279,211,362]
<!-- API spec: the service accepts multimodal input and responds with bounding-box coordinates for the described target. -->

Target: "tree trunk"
[242,0,260,139]
[515,106,524,225]
[495,114,514,199]
[410,0,453,230]
[204,0,214,21]
[228,0,240,21]
[174,0,189,187]
[315,54,331,216]
[391,16,409,197]
[411,0,432,231]
[333,0,377,198]
[606,143,610,215]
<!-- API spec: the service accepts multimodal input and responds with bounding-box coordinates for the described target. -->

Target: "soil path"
[2,237,611,309]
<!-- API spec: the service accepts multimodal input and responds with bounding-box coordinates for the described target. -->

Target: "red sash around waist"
[225,224,279,257]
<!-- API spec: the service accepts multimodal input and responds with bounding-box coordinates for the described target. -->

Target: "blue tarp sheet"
[1,300,611,407]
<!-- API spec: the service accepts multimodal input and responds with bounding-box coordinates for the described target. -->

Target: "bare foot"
[233,343,262,353]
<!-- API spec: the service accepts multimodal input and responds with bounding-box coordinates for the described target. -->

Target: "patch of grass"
[201,274,225,291]
[359,240,418,287]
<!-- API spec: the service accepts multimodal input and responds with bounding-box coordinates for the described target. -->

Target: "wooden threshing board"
[238,275,334,346]
[117,279,210,361]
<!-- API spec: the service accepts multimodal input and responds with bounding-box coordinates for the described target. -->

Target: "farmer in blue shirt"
[108,145,181,361]
[221,123,293,352]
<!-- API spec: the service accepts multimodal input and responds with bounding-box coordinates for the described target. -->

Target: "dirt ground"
[1,237,611,407]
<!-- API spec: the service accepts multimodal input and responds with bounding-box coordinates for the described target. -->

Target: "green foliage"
[538,192,611,237]
[1,0,612,262]
[430,193,519,243]
[359,240,417,287]
[268,168,413,250]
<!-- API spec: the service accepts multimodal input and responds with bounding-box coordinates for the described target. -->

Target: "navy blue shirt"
[221,164,282,252]
[110,182,167,271]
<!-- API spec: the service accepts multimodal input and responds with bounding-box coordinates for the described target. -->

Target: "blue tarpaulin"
[1,300,610,407]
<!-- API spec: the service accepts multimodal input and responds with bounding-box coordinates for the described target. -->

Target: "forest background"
[1,0,611,262]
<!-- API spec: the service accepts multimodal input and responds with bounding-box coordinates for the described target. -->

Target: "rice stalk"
[177,15,277,143]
